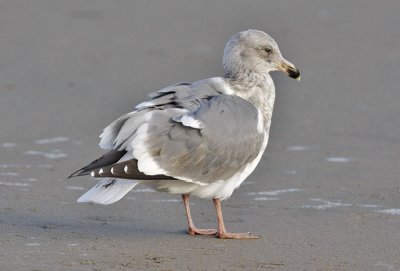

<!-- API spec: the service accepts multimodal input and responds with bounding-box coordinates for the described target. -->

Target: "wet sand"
[1,1,400,270]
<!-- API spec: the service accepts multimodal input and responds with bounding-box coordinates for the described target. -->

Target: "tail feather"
[77,178,137,205]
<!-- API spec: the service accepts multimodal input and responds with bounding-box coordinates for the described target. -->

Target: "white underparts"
[191,134,269,200]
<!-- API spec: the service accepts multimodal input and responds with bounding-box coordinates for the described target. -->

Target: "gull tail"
[77,178,138,205]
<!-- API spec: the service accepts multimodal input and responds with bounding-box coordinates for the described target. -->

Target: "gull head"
[223,29,300,81]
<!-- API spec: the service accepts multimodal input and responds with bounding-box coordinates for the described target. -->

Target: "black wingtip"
[66,173,76,179]
[66,173,77,180]
[67,150,127,180]
[67,169,89,179]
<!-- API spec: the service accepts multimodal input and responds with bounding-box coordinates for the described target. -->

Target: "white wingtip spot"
[99,168,104,174]
[90,171,95,177]
[124,165,128,173]
[111,167,114,174]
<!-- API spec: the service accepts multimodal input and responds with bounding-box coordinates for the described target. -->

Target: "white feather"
[114,111,149,150]
[180,115,204,129]
[99,111,146,150]
[99,112,136,149]
[210,77,235,95]
[77,179,138,205]
[135,101,156,109]
[130,123,168,176]
[130,122,208,186]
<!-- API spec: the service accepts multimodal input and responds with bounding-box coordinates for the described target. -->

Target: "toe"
[217,232,261,240]
[188,228,217,236]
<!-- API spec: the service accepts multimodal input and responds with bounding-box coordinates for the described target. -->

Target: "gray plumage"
[69,29,300,204]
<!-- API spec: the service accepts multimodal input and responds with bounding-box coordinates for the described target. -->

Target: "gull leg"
[182,194,217,235]
[213,198,261,239]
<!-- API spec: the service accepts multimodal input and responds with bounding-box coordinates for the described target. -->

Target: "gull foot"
[217,232,261,240]
[188,228,218,235]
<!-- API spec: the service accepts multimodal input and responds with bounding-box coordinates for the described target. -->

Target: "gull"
[68,29,300,239]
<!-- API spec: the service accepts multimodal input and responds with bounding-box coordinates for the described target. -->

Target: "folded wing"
[70,78,264,186]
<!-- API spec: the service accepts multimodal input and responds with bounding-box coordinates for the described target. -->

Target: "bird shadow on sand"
[0,211,187,239]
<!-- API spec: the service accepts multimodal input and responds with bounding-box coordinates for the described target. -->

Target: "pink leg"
[213,198,261,239]
[182,194,217,235]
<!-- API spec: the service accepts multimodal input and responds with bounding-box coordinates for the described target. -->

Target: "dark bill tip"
[278,60,301,81]
[287,67,301,81]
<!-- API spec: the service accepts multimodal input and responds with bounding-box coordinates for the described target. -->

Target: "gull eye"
[264,47,272,54]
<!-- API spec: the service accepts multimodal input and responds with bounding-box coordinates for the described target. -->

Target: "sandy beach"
[1,1,399,270]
